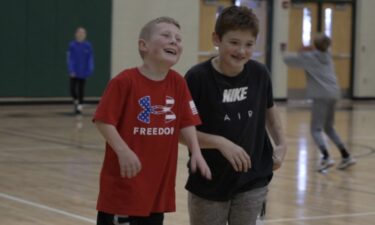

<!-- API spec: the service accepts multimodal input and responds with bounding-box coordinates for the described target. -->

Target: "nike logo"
[222,87,248,103]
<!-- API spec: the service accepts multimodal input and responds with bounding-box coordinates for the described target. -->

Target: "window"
[302,7,312,46]
[324,8,333,37]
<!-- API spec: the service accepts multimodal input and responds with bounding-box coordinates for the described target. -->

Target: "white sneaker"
[74,104,83,115]
[73,100,79,114]
[317,158,335,172]
[337,157,356,170]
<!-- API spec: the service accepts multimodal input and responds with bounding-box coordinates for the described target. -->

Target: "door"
[287,3,318,98]
[322,3,352,97]
[287,1,353,98]
[198,0,232,63]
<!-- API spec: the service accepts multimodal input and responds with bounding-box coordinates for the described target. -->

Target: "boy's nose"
[170,37,177,45]
[238,47,246,54]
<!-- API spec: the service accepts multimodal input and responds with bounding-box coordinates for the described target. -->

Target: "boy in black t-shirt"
[184,6,287,225]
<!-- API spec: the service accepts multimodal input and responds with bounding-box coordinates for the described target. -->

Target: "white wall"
[353,0,375,97]
[111,0,199,77]
[271,0,289,99]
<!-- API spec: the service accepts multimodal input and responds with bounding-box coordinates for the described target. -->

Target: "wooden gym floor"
[0,101,374,225]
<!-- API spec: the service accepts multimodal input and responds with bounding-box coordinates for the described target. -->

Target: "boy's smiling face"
[140,22,183,68]
[213,29,256,74]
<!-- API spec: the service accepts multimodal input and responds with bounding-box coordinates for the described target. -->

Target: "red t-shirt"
[93,68,200,216]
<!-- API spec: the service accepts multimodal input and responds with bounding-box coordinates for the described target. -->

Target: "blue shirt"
[67,40,94,78]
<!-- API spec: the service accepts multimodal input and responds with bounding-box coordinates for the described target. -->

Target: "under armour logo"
[137,96,176,124]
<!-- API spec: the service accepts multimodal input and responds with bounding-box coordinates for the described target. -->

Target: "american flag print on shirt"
[137,96,176,124]
[189,100,198,115]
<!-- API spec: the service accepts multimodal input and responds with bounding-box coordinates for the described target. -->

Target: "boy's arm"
[281,44,314,69]
[88,42,94,75]
[180,130,250,172]
[282,52,305,68]
[280,43,308,68]
[180,126,211,180]
[266,105,287,171]
[67,44,75,77]
[95,121,141,178]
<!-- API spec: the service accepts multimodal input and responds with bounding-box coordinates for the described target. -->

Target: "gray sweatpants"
[188,186,268,225]
[310,99,345,150]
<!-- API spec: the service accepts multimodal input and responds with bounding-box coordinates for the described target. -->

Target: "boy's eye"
[175,34,182,41]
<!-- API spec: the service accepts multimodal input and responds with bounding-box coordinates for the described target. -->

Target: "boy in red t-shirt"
[93,17,212,225]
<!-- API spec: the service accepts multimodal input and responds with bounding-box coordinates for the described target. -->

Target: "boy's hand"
[272,145,286,171]
[117,149,142,178]
[190,152,212,180]
[218,138,251,172]
[299,45,314,52]
[280,43,287,52]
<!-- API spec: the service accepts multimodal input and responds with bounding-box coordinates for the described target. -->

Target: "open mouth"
[164,48,177,55]
[231,54,245,61]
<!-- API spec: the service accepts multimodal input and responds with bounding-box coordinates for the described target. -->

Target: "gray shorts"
[188,186,268,225]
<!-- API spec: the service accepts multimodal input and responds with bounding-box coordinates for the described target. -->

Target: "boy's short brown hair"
[313,33,331,52]
[215,6,259,39]
[138,17,181,58]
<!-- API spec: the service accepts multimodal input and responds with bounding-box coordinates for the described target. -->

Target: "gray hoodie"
[283,50,340,99]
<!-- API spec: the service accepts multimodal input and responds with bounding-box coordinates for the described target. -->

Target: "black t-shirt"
[185,59,274,201]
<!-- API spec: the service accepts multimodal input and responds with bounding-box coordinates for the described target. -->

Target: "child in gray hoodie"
[282,33,355,172]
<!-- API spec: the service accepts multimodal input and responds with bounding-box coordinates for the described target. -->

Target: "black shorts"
[97,211,164,225]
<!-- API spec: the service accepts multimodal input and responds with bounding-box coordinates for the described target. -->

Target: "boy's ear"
[138,39,147,52]
[212,32,220,47]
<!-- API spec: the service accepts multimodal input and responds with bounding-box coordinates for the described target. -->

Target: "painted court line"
[264,211,375,223]
[2,146,69,151]
[2,192,374,224]
[0,192,95,224]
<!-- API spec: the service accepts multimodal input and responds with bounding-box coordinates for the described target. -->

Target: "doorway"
[287,0,354,99]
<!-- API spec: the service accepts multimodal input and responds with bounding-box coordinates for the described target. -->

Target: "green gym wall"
[0,0,112,98]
